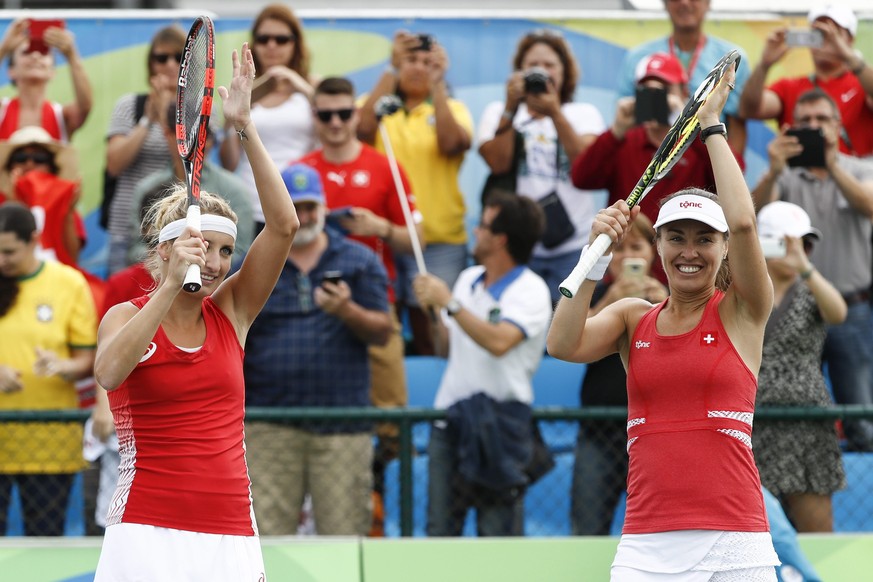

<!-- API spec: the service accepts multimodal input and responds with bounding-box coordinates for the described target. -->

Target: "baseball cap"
[634,52,687,86]
[757,201,822,240]
[653,194,728,233]
[808,4,857,37]
[281,163,324,204]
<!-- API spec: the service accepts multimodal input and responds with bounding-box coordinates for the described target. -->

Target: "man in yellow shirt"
[0,201,96,535]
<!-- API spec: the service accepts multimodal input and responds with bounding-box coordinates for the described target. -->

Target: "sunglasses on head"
[10,150,53,166]
[150,52,183,64]
[315,108,354,123]
[254,34,296,46]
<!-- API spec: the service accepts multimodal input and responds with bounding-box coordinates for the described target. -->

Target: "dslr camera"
[523,67,550,94]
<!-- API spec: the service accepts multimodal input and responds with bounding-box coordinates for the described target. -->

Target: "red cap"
[634,52,687,86]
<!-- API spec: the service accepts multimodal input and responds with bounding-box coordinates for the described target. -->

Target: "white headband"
[158,215,238,243]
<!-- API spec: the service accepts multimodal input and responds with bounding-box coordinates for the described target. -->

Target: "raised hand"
[218,43,255,132]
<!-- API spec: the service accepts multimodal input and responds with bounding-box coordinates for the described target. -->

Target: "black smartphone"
[786,128,826,168]
[634,86,670,125]
[322,270,343,285]
[416,33,434,51]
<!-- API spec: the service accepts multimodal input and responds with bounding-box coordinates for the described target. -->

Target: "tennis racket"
[558,49,741,299]
[175,16,216,293]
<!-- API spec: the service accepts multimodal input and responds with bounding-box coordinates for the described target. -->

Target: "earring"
[162,257,168,262]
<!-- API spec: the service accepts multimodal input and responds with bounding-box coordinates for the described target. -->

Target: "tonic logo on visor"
[680,201,703,209]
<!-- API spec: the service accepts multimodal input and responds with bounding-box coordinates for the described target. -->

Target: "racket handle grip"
[183,264,202,293]
[182,205,202,293]
[558,233,612,299]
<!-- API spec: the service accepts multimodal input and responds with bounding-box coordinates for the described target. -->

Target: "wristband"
[581,245,613,282]
[700,123,727,144]
[800,266,815,280]
[385,64,399,76]
[137,116,151,128]
[851,59,867,76]
[501,109,515,122]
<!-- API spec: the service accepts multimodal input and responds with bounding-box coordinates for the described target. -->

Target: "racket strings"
[181,31,210,151]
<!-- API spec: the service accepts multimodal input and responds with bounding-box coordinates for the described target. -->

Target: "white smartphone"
[622,257,648,279]
[785,28,823,49]
[760,236,787,258]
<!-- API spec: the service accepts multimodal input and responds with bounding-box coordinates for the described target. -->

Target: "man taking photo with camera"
[751,88,873,453]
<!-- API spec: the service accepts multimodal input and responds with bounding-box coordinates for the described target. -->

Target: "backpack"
[99,94,148,230]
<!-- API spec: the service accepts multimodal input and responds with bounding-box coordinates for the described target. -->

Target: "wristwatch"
[700,123,727,144]
[445,298,462,317]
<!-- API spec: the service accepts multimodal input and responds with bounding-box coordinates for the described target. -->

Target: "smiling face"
[657,219,726,291]
[189,230,235,293]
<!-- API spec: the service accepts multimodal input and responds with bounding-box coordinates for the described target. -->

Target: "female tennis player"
[548,66,780,580]
[93,44,298,582]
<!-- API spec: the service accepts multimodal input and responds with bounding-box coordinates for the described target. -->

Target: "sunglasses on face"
[10,150,53,166]
[254,34,296,46]
[314,108,354,123]
[150,52,182,64]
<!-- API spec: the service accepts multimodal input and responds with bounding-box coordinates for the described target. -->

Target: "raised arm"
[738,28,788,120]
[478,73,526,174]
[547,201,644,363]
[45,26,92,137]
[701,66,773,326]
[216,44,299,333]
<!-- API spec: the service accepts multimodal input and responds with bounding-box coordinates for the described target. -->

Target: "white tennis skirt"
[94,523,266,582]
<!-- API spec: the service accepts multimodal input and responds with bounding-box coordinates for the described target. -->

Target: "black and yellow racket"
[559,50,741,299]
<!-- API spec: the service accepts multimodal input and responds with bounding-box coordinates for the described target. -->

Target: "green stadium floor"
[0,534,870,581]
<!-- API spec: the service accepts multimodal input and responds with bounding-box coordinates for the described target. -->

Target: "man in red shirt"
[572,52,720,228]
[739,5,873,157]
[297,76,424,534]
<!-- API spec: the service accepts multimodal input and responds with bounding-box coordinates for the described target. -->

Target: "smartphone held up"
[785,28,823,48]
[27,19,65,54]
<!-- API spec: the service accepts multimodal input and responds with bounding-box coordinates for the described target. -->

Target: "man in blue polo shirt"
[242,163,392,535]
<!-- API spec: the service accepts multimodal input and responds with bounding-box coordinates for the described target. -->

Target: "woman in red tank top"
[92,45,300,582]
[549,65,781,580]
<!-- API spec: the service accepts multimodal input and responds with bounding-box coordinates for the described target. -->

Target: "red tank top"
[106,296,256,536]
[0,97,65,141]
[623,291,768,534]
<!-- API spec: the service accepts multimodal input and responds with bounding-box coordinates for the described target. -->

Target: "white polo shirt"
[434,265,552,410]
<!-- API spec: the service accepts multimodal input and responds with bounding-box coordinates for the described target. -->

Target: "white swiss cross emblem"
[700,331,719,347]
[351,170,370,187]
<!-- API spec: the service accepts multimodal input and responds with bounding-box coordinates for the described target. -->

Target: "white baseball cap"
[653,194,728,233]
[757,201,822,240]
[808,4,858,37]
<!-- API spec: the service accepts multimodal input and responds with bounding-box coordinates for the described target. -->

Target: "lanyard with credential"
[668,34,706,83]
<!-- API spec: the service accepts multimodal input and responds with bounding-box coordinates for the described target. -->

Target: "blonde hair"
[142,184,238,281]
